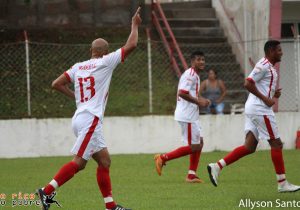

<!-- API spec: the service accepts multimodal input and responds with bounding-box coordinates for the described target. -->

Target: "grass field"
[1,151,300,210]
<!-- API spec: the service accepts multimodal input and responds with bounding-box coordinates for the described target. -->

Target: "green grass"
[1,151,300,210]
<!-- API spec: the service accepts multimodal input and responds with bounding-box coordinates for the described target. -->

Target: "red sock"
[271,148,286,175]
[161,146,193,162]
[97,166,116,209]
[189,151,201,172]
[43,184,55,195]
[218,145,252,168]
[44,161,79,195]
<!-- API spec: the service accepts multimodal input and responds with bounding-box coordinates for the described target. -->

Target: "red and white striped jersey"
[64,48,124,120]
[175,68,200,122]
[245,57,278,116]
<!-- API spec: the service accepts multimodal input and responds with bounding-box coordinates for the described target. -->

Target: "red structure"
[296,130,300,149]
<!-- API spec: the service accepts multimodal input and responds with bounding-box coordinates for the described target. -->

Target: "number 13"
[78,77,95,102]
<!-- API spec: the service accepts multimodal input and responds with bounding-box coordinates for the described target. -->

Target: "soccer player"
[36,7,142,210]
[154,51,210,183]
[207,40,300,192]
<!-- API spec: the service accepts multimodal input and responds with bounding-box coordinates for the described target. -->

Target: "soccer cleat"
[207,163,220,187]
[37,189,49,210]
[154,154,165,176]
[36,189,61,210]
[109,204,132,210]
[186,174,204,183]
[278,181,300,193]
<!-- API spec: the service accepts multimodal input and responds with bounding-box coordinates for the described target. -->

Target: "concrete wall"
[0,0,141,28]
[1,113,299,158]
[282,1,300,22]
[212,0,270,75]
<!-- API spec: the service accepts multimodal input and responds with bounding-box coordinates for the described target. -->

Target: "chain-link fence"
[0,40,178,118]
[1,38,299,119]
[279,39,300,112]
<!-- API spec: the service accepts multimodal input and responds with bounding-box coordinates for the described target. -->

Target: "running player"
[154,51,210,183]
[36,7,142,210]
[207,40,300,193]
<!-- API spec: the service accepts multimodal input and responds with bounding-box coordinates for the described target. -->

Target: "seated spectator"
[200,69,227,114]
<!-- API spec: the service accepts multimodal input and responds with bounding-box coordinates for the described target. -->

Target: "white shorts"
[71,111,106,160]
[245,114,279,141]
[178,121,203,145]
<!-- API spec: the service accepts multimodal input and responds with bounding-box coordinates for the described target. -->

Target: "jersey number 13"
[78,76,95,102]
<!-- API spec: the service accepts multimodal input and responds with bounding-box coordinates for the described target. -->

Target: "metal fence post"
[146,28,153,114]
[24,30,31,117]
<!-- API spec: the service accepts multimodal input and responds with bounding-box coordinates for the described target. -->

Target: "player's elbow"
[128,39,138,49]
[128,42,137,51]
[51,80,59,90]
[244,81,251,90]
[178,92,187,99]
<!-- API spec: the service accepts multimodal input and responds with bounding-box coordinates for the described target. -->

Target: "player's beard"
[199,66,205,71]
[274,57,281,63]
[277,56,282,62]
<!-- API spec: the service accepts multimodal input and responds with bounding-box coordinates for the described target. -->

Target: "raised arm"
[52,73,75,99]
[123,7,142,58]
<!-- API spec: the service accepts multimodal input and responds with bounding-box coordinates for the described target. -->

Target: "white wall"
[212,0,270,74]
[1,113,299,158]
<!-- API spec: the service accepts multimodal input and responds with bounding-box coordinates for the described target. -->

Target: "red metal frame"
[151,0,188,77]
[269,0,282,112]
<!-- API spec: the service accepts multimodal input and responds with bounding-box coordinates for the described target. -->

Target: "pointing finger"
[134,6,141,16]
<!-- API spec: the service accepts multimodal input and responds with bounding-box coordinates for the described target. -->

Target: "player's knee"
[244,144,256,153]
[200,141,204,148]
[248,148,256,153]
[199,138,204,150]
[99,158,111,168]
[78,164,86,171]
[270,138,283,149]
[276,141,283,149]
[76,162,87,171]
[197,143,204,151]
[191,144,202,152]
[72,157,87,171]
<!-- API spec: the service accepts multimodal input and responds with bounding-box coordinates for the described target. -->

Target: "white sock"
[276,174,286,185]
[188,170,196,175]
[217,159,226,170]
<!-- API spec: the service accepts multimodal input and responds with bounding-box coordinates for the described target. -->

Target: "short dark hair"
[190,51,205,60]
[208,69,217,75]
[208,69,218,78]
[264,40,280,54]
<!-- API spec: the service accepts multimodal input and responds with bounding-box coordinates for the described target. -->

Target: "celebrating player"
[36,7,142,210]
[154,51,210,183]
[207,40,300,192]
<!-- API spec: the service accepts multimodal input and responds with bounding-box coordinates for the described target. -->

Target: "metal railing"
[151,0,187,77]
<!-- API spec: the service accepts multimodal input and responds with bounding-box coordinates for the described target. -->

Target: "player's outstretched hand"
[274,88,282,98]
[132,7,142,26]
